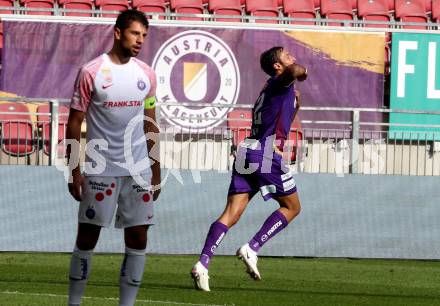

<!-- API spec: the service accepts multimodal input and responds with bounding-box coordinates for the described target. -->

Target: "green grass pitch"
[0,253,439,306]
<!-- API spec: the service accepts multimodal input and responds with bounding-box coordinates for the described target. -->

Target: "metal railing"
[1,97,440,176]
[155,102,440,176]
[0,98,63,166]
[0,7,439,31]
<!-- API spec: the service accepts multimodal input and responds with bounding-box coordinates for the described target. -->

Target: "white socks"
[68,246,146,306]
[119,247,146,306]
[68,245,93,306]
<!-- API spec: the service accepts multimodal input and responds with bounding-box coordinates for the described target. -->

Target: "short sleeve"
[146,67,157,99]
[70,68,93,112]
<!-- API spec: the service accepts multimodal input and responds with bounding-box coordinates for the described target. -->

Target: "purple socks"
[199,221,229,269]
[249,210,288,253]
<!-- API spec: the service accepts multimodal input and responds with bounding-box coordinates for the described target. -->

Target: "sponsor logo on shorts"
[142,193,151,202]
[89,181,109,191]
[90,180,115,201]
[132,184,149,193]
[86,207,96,219]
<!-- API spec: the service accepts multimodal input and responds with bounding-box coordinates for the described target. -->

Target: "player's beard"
[121,45,139,58]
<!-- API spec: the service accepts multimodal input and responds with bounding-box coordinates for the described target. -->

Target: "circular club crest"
[137,79,146,91]
[152,30,240,131]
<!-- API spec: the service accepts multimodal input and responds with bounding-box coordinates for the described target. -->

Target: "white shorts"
[78,175,154,228]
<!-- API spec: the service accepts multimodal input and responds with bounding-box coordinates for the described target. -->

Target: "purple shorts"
[228,149,297,201]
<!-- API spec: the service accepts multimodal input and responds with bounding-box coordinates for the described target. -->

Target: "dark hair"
[260,46,283,76]
[115,9,149,32]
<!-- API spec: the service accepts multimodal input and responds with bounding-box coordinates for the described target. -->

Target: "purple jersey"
[249,77,296,151]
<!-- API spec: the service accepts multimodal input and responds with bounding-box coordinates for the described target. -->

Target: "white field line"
[0,290,235,306]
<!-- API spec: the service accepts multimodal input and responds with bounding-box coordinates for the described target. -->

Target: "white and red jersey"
[70,53,157,177]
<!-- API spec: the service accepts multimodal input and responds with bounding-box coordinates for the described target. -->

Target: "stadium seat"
[320,0,354,26]
[358,0,391,41]
[58,0,94,17]
[0,0,15,14]
[20,0,55,15]
[245,0,279,23]
[351,0,357,10]
[36,104,69,156]
[395,0,428,29]
[0,102,34,157]
[208,0,242,22]
[95,0,129,17]
[170,0,204,20]
[426,0,432,12]
[385,0,394,11]
[432,0,440,23]
[227,109,252,156]
[283,0,316,25]
[132,0,167,19]
[314,0,321,10]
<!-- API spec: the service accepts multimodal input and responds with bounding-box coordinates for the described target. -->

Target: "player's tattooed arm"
[277,63,308,87]
[144,108,161,201]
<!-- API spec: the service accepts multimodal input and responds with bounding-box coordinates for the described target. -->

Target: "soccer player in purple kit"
[191,46,307,291]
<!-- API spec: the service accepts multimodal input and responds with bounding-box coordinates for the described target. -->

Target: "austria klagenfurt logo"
[152,30,240,131]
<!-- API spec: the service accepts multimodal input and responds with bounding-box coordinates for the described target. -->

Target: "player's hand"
[151,174,161,201]
[68,168,84,202]
[295,90,301,109]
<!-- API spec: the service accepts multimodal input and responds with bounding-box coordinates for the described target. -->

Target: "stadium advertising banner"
[390,33,440,140]
[1,21,385,131]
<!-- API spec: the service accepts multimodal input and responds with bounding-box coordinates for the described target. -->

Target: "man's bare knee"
[76,223,101,250]
[125,225,148,250]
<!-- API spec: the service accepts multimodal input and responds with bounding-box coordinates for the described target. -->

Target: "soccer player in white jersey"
[65,10,160,306]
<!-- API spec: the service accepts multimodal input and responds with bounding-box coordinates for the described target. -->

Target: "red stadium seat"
[314,0,320,10]
[386,0,394,10]
[358,0,391,41]
[320,0,354,26]
[58,0,94,17]
[36,104,69,156]
[283,0,316,25]
[351,0,357,10]
[132,0,167,19]
[395,0,428,29]
[170,0,204,20]
[426,0,432,12]
[20,0,55,15]
[431,0,440,22]
[208,0,242,22]
[95,0,129,17]
[245,0,279,23]
[0,0,14,14]
[0,102,34,157]
[227,109,252,156]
